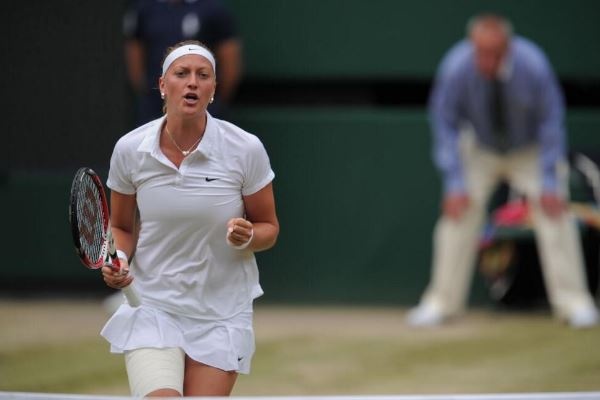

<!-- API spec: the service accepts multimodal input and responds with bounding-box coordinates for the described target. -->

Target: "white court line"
[1,392,600,400]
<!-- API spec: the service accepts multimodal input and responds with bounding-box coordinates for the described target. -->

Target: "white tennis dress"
[101,112,275,373]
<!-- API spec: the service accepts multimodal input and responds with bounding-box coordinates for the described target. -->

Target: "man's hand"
[442,193,470,220]
[540,193,567,218]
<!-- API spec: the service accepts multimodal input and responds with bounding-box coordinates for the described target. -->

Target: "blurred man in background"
[406,13,599,329]
[123,0,242,124]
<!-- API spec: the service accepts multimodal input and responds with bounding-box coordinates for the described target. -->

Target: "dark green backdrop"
[1,1,599,306]
[3,109,600,305]
[227,0,600,79]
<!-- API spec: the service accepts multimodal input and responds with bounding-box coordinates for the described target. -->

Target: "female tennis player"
[100,40,279,397]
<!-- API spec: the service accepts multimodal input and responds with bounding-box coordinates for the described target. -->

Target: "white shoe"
[567,306,599,329]
[405,304,445,327]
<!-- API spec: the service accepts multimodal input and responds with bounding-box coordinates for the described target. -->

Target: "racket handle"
[107,238,140,307]
[122,285,141,307]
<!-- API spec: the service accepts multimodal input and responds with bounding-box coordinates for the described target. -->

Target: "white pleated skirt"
[100,303,255,374]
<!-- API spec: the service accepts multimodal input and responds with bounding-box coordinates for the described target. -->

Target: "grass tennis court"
[1,298,599,396]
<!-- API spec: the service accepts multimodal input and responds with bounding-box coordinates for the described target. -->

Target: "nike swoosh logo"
[205,177,219,182]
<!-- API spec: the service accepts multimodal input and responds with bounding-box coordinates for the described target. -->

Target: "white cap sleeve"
[241,136,275,196]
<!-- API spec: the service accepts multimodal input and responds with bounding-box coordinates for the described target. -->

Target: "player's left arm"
[228,183,279,252]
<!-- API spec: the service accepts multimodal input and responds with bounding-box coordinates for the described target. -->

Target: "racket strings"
[77,177,106,263]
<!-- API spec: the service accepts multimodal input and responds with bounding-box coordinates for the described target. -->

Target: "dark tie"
[490,79,507,151]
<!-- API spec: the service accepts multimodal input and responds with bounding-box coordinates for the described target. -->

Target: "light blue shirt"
[429,36,566,194]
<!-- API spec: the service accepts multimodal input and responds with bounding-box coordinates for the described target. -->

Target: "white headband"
[162,45,216,76]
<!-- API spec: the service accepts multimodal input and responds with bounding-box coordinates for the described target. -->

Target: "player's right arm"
[102,191,137,289]
[124,39,146,94]
[110,191,138,261]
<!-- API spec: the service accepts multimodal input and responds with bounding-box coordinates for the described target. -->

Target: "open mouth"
[183,93,199,103]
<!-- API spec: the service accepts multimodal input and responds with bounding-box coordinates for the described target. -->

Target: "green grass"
[1,300,599,396]
[0,340,126,393]
[235,307,600,395]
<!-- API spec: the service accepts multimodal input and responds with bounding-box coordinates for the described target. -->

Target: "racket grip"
[108,244,140,307]
[122,285,141,307]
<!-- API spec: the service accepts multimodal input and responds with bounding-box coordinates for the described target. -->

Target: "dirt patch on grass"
[0,299,553,349]
[253,305,551,340]
[0,298,110,351]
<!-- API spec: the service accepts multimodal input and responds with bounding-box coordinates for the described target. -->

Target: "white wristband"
[227,229,254,250]
[116,249,129,261]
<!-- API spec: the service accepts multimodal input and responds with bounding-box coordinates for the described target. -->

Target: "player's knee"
[125,347,185,397]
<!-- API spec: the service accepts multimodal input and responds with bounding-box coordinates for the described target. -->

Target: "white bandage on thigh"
[124,347,185,397]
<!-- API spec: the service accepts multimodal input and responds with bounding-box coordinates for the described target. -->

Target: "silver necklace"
[165,125,203,156]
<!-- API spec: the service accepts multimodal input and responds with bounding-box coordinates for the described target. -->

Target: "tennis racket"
[69,167,140,307]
